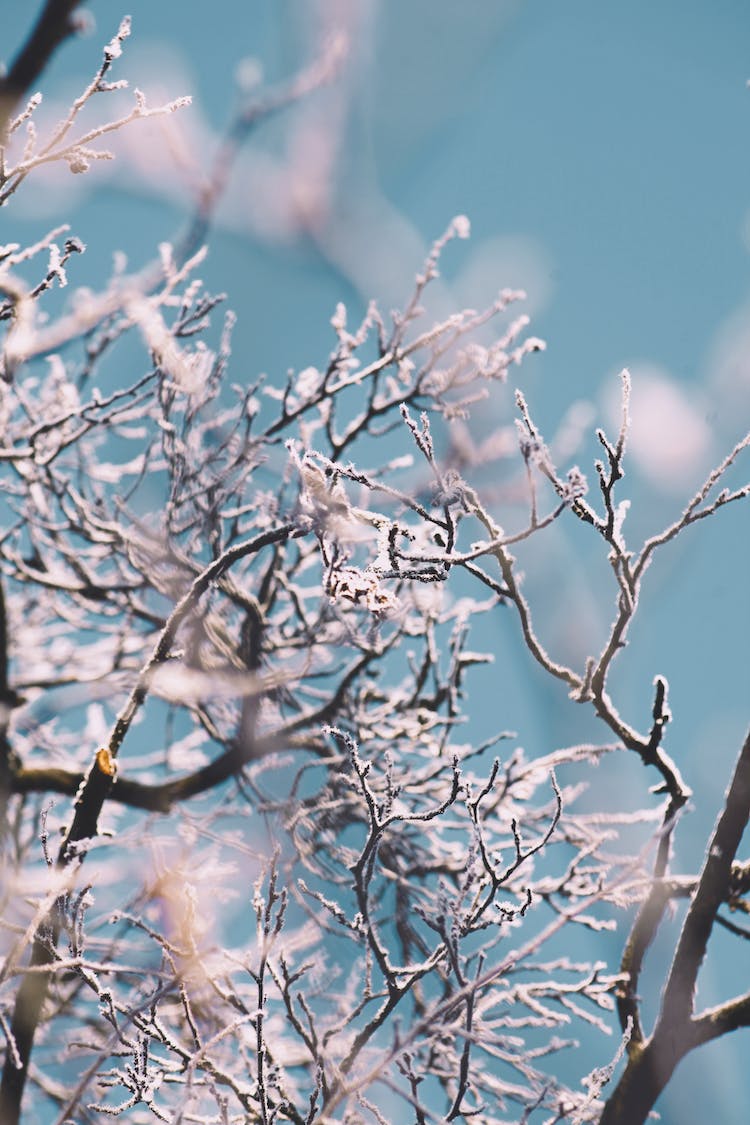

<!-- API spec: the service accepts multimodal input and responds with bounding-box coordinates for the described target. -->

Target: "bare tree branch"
[0,1,85,138]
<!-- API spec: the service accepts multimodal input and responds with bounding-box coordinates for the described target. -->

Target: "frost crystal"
[452,214,471,239]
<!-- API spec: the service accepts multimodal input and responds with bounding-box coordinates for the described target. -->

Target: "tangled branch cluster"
[0,13,749,1125]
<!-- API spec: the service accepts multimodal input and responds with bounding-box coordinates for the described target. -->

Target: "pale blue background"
[3,2,750,1120]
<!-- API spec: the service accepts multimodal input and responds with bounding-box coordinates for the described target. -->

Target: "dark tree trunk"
[599,1037,683,1125]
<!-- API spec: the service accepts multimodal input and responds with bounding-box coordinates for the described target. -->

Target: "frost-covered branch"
[0,9,749,1125]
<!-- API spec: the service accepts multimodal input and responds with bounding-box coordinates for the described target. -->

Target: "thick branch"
[601,728,750,1125]
[0,1,84,137]
[13,743,262,812]
[0,526,295,1121]
[0,747,115,1125]
[659,727,750,1028]
[0,577,24,829]
[692,989,750,1046]
[616,877,671,1049]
